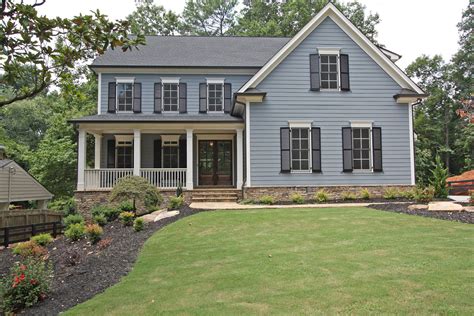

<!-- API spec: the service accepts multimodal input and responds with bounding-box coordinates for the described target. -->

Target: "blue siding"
[250,17,411,186]
[100,74,251,114]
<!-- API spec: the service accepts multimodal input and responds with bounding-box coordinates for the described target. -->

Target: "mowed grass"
[66,207,474,315]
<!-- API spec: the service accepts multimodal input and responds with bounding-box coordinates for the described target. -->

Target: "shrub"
[359,188,371,200]
[12,241,47,259]
[240,199,255,205]
[259,195,275,205]
[383,188,400,200]
[401,189,416,200]
[133,218,145,232]
[64,223,85,241]
[91,205,121,222]
[168,195,184,210]
[109,176,163,210]
[290,192,305,204]
[430,155,449,198]
[63,214,84,229]
[48,197,76,216]
[30,233,53,247]
[119,200,135,212]
[93,214,107,226]
[119,211,135,226]
[414,186,435,203]
[314,190,329,203]
[0,258,53,313]
[341,192,357,201]
[85,224,103,244]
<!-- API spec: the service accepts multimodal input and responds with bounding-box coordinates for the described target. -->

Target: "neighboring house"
[71,3,426,209]
[0,146,53,211]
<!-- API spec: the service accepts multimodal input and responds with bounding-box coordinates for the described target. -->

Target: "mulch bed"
[0,206,199,315]
[369,203,474,224]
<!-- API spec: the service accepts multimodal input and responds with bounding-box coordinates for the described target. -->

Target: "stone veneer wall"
[243,185,414,202]
[74,190,191,219]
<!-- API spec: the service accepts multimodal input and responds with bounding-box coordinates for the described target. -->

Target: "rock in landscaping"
[408,204,428,210]
[154,210,180,222]
[140,214,157,223]
[428,201,464,212]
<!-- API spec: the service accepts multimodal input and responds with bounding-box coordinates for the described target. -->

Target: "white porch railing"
[140,168,186,189]
[84,168,186,190]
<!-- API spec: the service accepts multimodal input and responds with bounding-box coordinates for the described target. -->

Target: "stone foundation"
[243,185,414,202]
[74,190,191,219]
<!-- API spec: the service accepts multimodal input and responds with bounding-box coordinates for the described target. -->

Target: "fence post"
[4,227,9,248]
[31,224,36,237]
[52,222,57,238]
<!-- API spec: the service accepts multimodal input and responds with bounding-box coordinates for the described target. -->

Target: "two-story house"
[71,3,426,210]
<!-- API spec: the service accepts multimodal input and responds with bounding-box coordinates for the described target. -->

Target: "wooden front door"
[198,140,233,186]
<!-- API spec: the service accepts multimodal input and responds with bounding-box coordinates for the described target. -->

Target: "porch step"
[191,189,241,202]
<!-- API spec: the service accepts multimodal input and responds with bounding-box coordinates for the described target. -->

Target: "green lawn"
[66,207,474,315]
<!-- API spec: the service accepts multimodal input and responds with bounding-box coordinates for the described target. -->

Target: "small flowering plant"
[0,258,53,313]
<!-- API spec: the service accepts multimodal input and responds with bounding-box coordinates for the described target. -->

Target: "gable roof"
[239,2,425,95]
[91,36,289,69]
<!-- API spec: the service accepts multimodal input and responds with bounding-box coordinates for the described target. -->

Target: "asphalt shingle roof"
[91,36,290,68]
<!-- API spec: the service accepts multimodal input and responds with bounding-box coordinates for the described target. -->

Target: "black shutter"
[154,139,162,168]
[199,83,207,113]
[372,127,383,172]
[340,54,350,91]
[280,127,291,173]
[179,83,187,113]
[108,83,116,113]
[133,83,142,113]
[224,83,232,113]
[342,127,353,172]
[154,82,162,113]
[179,138,186,168]
[107,139,115,168]
[311,127,321,173]
[309,54,320,91]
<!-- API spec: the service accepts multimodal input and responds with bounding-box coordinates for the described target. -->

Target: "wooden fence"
[447,179,474,195]
[1,221,63,247]
[0,209,63,229]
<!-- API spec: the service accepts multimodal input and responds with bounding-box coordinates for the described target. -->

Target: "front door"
[198,140,233,186]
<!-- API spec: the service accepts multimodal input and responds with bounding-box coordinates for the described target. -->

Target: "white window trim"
[289,121,312,174]
[207,80,225,113]
[161,135,180,143]
[206,78,225,84]
[161,81,180,113]
[350,121,373,172]
[318,48,341,91]
[114,135,134,143]
[115,78,135,113]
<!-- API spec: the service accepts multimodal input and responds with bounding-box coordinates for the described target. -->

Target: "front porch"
[76,123,244,191]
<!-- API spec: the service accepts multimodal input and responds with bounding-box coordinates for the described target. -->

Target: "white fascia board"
[239,3,424,95]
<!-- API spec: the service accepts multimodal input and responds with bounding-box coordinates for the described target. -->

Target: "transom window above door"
[208,83,223,112]
[320,54,339,90]
[117,83,133,112]
[162,83,179,112]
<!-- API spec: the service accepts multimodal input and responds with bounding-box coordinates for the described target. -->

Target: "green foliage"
[401,189,416,200]
[240,199,255,205]
[341,192,357,201]
[133,218,145,232]
[290,192,305,204]
[119,212,135,226]
[91,205,121,222]
[30,234,53,247]
[63,214,84,229]
[93,214,108,226]
[176,185,183,198]
[168,195,184,210]
[85,224,103,244]
[314,190,329,203]
[119,200,135,212]
[127,0,180,35]
[64,223,86,241]
[414,186,435,203]
[383,188,401,200]
[48,197,76,216]
[259,195,275,205]
[0,258,53,313]
[430,155,449,198]
[110,176,163,210]
[359,188,371,200]
[12,241,47,258]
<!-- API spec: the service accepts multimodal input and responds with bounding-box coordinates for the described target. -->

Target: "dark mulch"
[369,203,474,224]
[0,206,199,316]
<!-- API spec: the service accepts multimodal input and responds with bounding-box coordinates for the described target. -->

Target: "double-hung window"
[352,127,371,170]
[207,80,224,112]
[162,79,180,112]
[320,55,339,90]
[117,83,133,112]
[289,122,312,172]
[116,140,133,168]
[161,135,180,168]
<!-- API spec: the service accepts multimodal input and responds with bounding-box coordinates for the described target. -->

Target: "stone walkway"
[140,209,180,223]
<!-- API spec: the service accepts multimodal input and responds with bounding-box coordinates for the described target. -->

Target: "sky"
[37,0,468,69]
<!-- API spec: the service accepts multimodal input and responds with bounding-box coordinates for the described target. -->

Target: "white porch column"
[94,134,102,169]
[186,129,193,190]
[133,129,141,176]
[77,129,86,190]
[236,128,244,189]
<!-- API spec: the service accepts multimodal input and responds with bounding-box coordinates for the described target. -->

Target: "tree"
[127,0,180,35]
[233,0,380,43]
[430,155,449,198]
[181,0,238,36]
[0,0,145,107]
